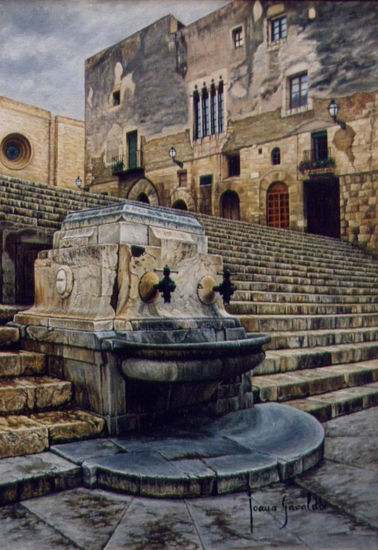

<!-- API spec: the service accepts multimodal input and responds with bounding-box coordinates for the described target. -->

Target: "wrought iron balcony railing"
[299,148,336,174]
[111,151,143,175]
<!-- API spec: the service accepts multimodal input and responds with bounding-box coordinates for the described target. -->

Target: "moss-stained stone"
[31,410,105,444]
[0,452,81,506]
[0,416,49,459]
[0,327,19,347]
[0,376,71,414]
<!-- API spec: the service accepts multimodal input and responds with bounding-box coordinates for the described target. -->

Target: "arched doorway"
[172,199,188,211]
[266,182,289,229]
[127,178,159,205]
[220,190,240,220]
[137,192,149,204]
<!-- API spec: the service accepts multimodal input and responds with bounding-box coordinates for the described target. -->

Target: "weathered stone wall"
[0,95,84,189]
[0,96,51,184]
[85,0,378,253]
[340,171,377,254]
[55,116,85,190]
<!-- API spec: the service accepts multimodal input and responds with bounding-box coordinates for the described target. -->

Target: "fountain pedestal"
[14,202,269,433]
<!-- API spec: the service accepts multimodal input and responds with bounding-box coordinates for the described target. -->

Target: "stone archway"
[127,178,159,206]
[170,188,195,211]
[220,190,240,220]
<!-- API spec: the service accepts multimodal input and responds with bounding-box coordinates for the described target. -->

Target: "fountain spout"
[154,265,176,303]
[213,268,236,304]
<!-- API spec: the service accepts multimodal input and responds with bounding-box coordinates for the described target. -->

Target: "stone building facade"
[0,95,84,190]
[85,0,378,254]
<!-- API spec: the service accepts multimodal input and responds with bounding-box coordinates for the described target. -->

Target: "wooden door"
[266,182,289,229]
[221,190,240,220]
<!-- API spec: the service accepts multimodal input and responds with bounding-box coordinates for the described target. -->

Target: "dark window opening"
[210,83,217,135]
[113,90,120,106]
[232,26,243,48]
[127,130,138,169]
[201,85,209,137]
[271,147,281,165]
[218,79,224,134]
[290,73,308,109]
[271,16,287,41]
[193,78,224,140]
[312,131,328,162]
[200,174,213,186]
[227,153,240,177]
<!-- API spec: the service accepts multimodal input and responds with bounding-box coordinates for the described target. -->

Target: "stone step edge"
[260,327,378,350]
[0,376,72,414]
[0,451,82,506]
[213,250,378,274]
[0,350,46,378]
[284,382,378,422]
[0,409,106,460]
[252,361,378,403]
[0,326,20,348]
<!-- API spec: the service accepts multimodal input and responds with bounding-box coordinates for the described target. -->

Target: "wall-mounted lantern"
[328,99,346,130]
[169,147,184,168]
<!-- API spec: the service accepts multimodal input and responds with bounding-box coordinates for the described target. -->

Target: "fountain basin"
[103,332,269,383]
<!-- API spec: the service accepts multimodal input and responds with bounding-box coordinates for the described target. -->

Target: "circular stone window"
[1,133,32,169]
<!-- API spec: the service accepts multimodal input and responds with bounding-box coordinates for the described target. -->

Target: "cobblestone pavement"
[1,407,377,550]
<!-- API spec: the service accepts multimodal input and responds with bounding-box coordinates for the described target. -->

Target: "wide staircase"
[0,175,121,230]
[0,307,104,460]
[196,213,378,422]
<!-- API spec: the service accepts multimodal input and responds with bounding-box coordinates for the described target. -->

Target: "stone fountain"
[14,202,324,497]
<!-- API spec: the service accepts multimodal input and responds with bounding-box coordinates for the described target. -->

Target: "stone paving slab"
[296,460,378,530]
[23,487,131,550]
[52,438,122,464]
[113,433,253,459]
[0,452,81,505]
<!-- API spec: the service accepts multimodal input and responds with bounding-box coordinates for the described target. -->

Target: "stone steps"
[257,341,378,375]
[253,360,378,403]
[265,327,378,350]
[234,289,378,304]
[0,376,72,414]
[209,246,378,274]
[233,271,375,288]
[224,260,378,284]
[0,410,105,459]
[0,176,121,229]
[235,279,378,296]
[285,383,378,422]
[228,301,377,315]
[240,313,378,332]
[198,212,378,423]
[207,239,378,269]
[199,220,369,254]
[0,326,105,459]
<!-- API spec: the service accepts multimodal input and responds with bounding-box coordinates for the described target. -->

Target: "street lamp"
[328,99,346,130]
[75,176,83,189]
[169,147,184,168]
